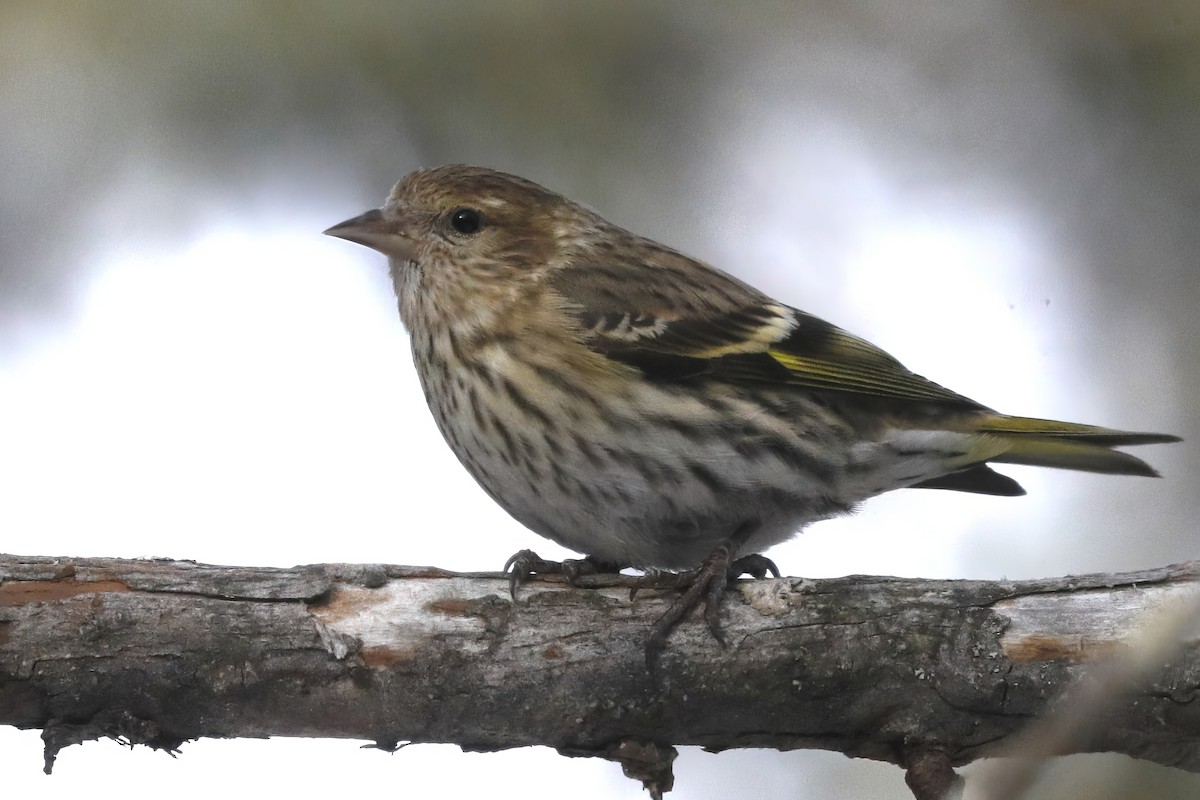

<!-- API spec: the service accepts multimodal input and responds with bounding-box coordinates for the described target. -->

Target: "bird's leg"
[643,542,734,667]
[644,525,778,667]
[503,549,626,599]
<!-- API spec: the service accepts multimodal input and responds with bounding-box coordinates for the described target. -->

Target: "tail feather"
[979,414,1179,478]
[991,438,1163,477]
[977,415,1181,447]
[910,464,1027,496]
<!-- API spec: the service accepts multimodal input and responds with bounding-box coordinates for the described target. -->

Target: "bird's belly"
[420,358,860,568]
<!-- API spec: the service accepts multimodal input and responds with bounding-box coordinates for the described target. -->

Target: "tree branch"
[1,554,1198,797]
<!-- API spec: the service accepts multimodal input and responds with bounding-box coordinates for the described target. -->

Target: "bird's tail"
[979,415,1180,477]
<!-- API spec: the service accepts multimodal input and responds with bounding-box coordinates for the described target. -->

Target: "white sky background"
[1,3,1196,799]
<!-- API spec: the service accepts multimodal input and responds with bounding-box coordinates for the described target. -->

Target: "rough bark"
[1,554,1198,797]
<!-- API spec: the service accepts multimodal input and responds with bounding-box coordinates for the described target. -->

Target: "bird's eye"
[449,208,483,235]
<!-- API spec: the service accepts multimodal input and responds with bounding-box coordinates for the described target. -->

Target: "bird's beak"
[324,208,417,261]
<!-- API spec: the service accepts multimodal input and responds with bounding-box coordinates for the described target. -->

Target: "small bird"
[326,165,1179,656]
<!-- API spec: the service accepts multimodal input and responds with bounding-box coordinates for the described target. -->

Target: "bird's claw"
[502,550,622,599]
[729,553,780,580]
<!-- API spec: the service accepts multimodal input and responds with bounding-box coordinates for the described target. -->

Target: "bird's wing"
[549,252,982,407]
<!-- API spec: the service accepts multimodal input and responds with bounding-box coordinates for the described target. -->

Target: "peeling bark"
[1,554,1198,793]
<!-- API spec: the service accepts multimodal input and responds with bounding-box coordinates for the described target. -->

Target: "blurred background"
[1,1,1197,798]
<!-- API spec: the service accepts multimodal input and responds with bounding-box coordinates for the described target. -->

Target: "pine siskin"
[326,165,1179,655]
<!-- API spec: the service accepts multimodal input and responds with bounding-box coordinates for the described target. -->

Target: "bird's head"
[325,165,594,285]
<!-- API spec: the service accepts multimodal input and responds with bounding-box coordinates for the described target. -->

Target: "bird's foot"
[642,547,779,668]
[502,549,626,599]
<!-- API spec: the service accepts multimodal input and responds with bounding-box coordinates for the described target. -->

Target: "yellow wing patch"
[767,346,966,402]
